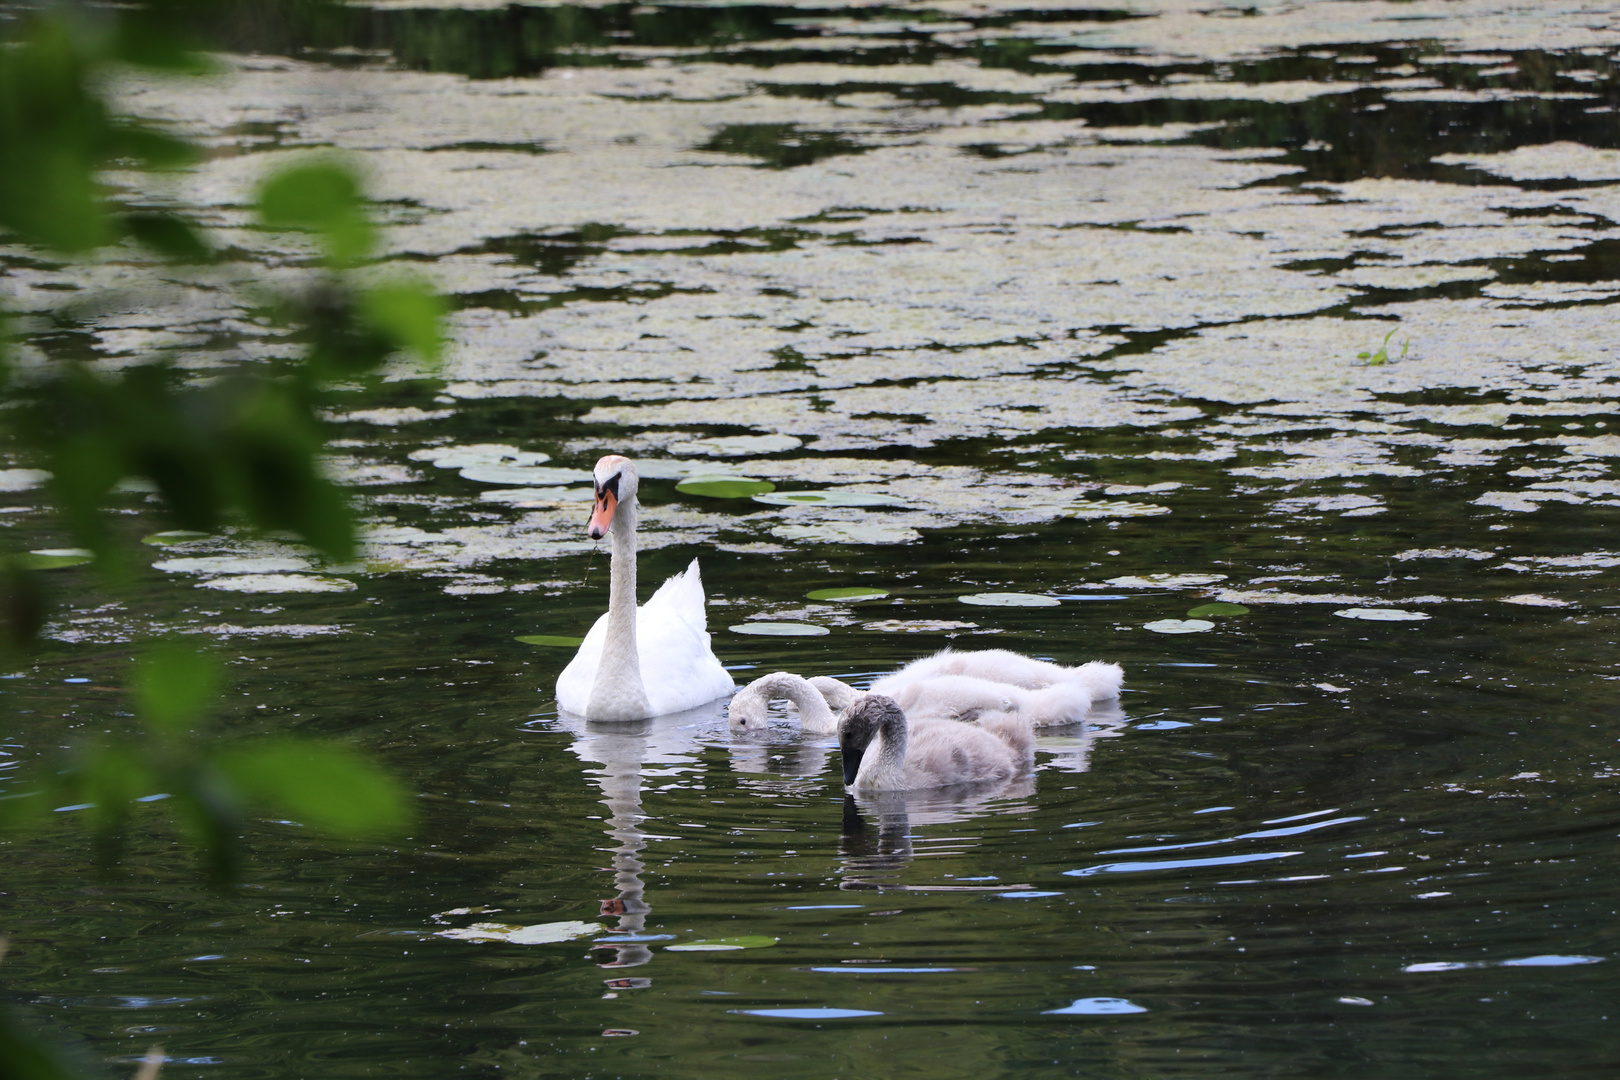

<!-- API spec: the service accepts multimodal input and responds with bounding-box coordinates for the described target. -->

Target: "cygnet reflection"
[837,776,1038,892]
[1036,697,1130,773]
[724,688,833,780]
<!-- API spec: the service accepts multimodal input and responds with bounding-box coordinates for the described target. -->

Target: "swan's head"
[837,693,903,786]
[587,455,638,540]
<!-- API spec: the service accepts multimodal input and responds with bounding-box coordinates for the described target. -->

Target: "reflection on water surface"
[6,0,1620,1076]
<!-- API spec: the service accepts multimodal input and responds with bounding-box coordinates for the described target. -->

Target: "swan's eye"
[597,473,621,499]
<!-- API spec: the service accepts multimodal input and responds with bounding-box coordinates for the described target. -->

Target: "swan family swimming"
[556,453,1125,790]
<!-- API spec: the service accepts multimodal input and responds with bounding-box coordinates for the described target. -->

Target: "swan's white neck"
[588,494,652,720]
[856,711,909,788]
[754,672,838,734]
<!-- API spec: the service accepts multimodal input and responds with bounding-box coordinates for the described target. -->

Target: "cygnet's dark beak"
[840,743,862,786]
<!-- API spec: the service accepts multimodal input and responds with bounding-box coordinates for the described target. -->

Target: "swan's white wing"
[635,558,734,715]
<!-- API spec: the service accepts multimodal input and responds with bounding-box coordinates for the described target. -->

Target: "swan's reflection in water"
[552,699,731,972]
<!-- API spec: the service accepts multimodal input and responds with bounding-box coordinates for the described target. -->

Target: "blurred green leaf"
[168,760,244,884]
[133,645,220,736]
[0,1016,81,1080]
[75,742,155,843]
[0,790,48,834]
[109,124,200,170]
[362,280,445,368]
[257,159,374,263]
[112,9,213,73]
[0,559,49,657]
[216,739,414,838]
[222,381,355,559]
[124,212,211,260]
[0,19,110,252]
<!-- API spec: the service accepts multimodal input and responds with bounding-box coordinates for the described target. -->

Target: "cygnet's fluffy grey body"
[811,648,1124,728]
[837,693,1034,791]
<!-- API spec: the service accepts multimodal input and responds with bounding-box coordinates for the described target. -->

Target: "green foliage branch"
[0,3,444,1076]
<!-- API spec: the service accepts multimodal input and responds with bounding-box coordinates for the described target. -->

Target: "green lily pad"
[754,490,903,508]
[730,622,830,637]
[1144,618,1215,634]
[1333,608,1430,622]
[666,935,778,952]
[142,531,210,546]
[806,587,890,602]
[677,477,776,499]
[25,548,93,570]
[1188,602,1249,617]
[958,592,1061,607]
[517,634,584,647]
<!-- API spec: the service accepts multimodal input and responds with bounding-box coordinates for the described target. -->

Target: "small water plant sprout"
[1356,326,1410,366]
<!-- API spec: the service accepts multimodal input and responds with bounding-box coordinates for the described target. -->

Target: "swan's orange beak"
[587,486,618,539]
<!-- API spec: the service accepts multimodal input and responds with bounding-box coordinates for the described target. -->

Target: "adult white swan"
[555,455,734,720]
[838,693,1034,791]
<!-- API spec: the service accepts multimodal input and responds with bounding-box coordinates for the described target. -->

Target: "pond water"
[5,1,1620,1076]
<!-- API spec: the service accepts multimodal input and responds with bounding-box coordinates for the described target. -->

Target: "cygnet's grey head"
[838,693,903,786]
[726,686,769,731]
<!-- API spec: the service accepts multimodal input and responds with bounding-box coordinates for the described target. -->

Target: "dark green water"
[7,1,1620,1076]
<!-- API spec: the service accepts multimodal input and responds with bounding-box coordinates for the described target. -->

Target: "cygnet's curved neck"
[752,672,838,733]
[857,709,909,788]
[588,494,651,719]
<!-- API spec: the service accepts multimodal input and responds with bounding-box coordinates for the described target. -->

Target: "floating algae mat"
[6,3,1620,1079]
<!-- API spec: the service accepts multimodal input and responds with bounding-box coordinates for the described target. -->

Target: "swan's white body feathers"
[557,558,733,718]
